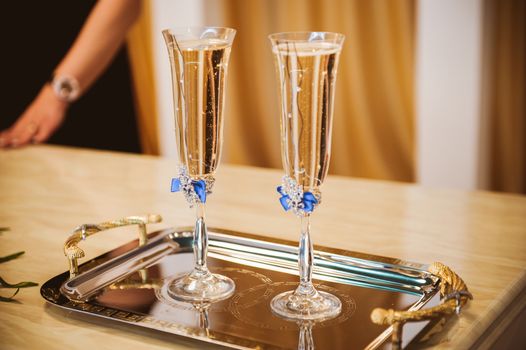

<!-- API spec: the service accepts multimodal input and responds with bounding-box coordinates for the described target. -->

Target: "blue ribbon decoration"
[277,186,318,213]
[171,178,207,203]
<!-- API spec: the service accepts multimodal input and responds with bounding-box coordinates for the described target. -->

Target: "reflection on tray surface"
[94,253,425,350]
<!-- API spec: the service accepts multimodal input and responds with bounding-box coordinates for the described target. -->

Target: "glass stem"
[297,215,316,296]
[298,322,315,350]
[198,308,210,332]
[193,202,209,274]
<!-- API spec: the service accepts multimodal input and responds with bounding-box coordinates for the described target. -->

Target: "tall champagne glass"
[269,32,345,320]
[163,27,236,302]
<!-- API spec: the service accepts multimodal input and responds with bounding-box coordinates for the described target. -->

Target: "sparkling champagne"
[163,28,236,303]
[273,42,341,192]
[166,39,231,178]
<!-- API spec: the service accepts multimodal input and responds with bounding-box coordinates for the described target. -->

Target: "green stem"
[0,276,38,289]
[0,288,20,302]
[0,251,25,264]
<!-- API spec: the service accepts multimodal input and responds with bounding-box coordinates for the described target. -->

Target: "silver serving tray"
[41,228,441,349]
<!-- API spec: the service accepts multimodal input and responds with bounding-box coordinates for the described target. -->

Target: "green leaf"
[0,251,25,264]
[0,276,38,289]
[0,288,20,302]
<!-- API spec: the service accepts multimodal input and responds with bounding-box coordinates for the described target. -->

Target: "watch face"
[52,75,80,102]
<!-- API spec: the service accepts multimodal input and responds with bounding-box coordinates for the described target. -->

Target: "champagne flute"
[269,32,345,320]
[163,27,236,302]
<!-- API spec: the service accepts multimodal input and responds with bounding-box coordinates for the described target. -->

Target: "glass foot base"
[270,289,342,321]
[167,270,235,303]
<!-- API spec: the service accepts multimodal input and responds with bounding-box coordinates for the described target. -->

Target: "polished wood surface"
[1,145,525,349]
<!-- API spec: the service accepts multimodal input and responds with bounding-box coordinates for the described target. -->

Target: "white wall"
[416,0,484,190]
[151,0,205,158]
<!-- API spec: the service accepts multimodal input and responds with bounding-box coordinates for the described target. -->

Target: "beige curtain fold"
[126,0,160,155]
[481,0,526,193]
[208,0,416,181]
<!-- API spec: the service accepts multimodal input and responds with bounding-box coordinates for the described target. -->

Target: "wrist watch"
[50,74,81,103]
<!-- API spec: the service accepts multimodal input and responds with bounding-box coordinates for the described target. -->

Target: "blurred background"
[2,0,524,194]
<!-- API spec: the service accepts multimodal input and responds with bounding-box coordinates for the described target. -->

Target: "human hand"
[0,85,69,148]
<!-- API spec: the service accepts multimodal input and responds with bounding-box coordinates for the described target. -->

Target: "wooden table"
[1,145,525,349]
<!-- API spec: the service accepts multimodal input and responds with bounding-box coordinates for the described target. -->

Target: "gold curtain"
[481,0,526,193]
[207,0,416,181]
[126,0,160,155]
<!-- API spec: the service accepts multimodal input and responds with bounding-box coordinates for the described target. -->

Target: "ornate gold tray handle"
[63,214,162,278]
[371,262,473,349]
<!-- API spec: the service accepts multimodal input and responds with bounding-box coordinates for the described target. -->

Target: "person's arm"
[0,0,142,148]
